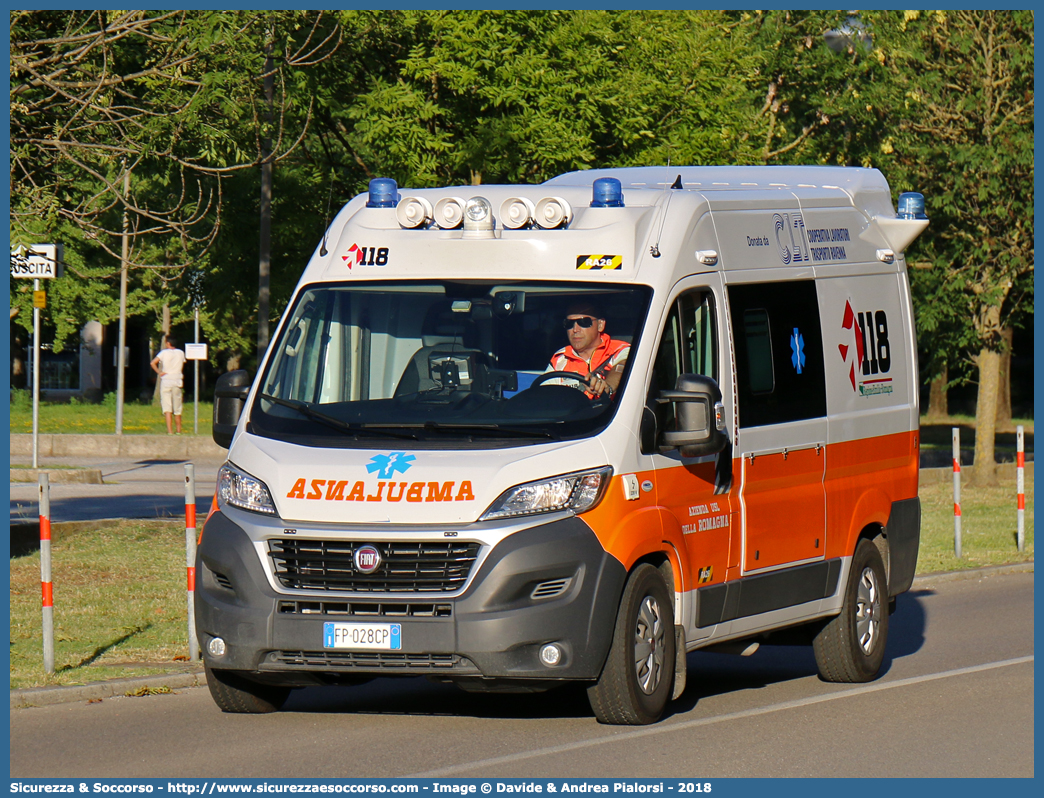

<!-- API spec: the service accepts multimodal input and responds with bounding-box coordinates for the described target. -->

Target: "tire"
[204,661,290,714]
[588,563,676,725]
[813,538,889,683]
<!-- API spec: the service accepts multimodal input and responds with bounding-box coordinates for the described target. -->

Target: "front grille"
[268,539,481,593]
[277,600,452,618]
[269,650,470,671]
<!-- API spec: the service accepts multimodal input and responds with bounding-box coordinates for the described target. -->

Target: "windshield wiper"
[401,421,558,440]
[259,393,418,440]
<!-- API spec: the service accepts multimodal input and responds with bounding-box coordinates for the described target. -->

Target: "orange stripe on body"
[578,471,689,591]
[646,459,736,589]
[41,582,53,607]
[577,430,918,594]
[186,503,197,529]
[823,430,919,560]
[741,447,822,571]
[39,516,51,541]
[580,461,737,593]
[187,566,196,592]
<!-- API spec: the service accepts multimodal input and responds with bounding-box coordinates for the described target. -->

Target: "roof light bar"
[434,197,466,229]
[897,192,927,220]
[500,197,535,229]
[534,196,573,229]
[366,177,399,208]
[395,196,433,228]
[462,197,495,239]
[591,177,624,208]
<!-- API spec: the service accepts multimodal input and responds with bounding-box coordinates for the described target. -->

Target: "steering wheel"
[529,371,614,399]
[530,371,588,389]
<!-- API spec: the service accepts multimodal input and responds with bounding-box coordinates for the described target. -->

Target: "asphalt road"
[9,456,223,524]
[9,569,1034,778]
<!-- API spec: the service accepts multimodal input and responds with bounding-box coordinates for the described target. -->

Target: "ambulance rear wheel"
[813,538,889,683]
[205,661,290,714]
[588,563,676,725]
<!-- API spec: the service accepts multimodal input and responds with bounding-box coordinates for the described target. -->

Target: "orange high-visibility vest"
[547,334,630,396]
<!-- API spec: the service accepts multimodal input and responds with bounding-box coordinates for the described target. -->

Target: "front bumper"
[195,509,627,685]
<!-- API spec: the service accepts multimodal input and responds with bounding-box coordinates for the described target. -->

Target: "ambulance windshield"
[250,280,652,447]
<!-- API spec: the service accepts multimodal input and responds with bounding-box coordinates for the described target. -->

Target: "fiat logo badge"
[354,545,382,574]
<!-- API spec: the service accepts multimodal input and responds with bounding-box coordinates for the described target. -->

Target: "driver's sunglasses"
[563,316,596,330]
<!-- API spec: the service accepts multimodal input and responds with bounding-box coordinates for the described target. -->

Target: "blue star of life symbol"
[366,452,416,480]
[790,327,806,374]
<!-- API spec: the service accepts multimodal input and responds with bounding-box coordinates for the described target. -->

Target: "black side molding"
[886,497,921,597]
[696,558,842,628]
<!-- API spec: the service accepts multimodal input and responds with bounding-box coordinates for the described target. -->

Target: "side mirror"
[213,369,252,449]
[658,374,728,458]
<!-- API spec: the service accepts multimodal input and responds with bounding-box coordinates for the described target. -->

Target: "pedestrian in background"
[150,335,186,434]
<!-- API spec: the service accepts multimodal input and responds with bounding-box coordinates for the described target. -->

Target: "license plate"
[323,622,401,650]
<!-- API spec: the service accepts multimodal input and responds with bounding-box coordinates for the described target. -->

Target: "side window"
[728,280,825,427]
[650,290,718,433]
[741,309,774,394]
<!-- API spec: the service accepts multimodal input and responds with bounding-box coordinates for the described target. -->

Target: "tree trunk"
[996,327,1013,430]
[153,304,170,406]
[926,364,948,420]
[971,347,1001,486]
[11,326,27,389]
[257,36,275,361]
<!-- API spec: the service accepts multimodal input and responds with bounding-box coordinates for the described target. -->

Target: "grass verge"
[917,476,1034,573]
[8,478,1034,690]
[9,395,213,435]
[10,520,193,690]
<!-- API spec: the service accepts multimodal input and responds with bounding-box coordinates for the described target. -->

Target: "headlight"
[217,463,277,516]
[480,467,613,521]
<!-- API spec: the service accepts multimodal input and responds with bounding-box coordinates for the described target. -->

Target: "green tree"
[748,11,1033,475]
[11,11,233,356]
[311,10,770,191]
[9,10,340,368]
[859,10,1034,484]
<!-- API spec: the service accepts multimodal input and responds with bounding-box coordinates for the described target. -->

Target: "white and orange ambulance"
[198,166,928,724]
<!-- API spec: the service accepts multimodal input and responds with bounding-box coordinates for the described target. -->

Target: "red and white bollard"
[185,463,199,661]
[39,472,55,674]
[953,427,962,559]
[1016,425,1025,553]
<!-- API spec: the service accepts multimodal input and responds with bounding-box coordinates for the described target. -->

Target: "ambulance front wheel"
[813,538,889,683]
[204,661,291,714]
[588,563,676,725]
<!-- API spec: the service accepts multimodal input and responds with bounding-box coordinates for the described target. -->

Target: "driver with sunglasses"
[544,302,630,398]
